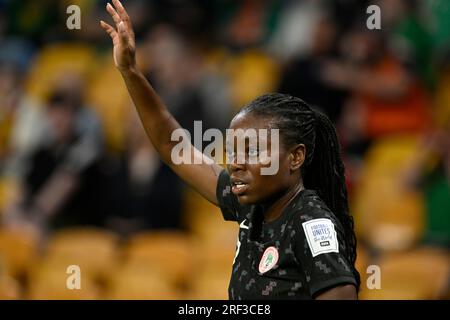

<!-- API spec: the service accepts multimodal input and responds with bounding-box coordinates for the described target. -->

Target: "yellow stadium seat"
[355,243,370,286]
[0,228,39,278]
[359,247,450,300]
[27,262,100,300]
[352,136,426,251]
[182,188,218,231]
[123,231,193,287]
[86,56,133,152]
[0,274,21,300]
[224,50,280,111]
[104,266,183,300]
[182,187,238,242]
[196,239,236,270]
[187,268,230,300]
[44,227,119,283]
[182,187,238,272]
[189,211,238,249]
[24,43,98,103]
[0,178,20,216]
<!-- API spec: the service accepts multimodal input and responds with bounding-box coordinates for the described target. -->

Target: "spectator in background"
[328,0,370,33]
[97,24,232,236]
[402,128,450,248]
[278,14,347,123]
[267,0,322,61]
[218,0,282,49]
[321,26,431,156]
[0,61,44,170]
[101,109,184,236]
[3,84,104,236]
[375,0,434,87]
[0,64,23,162]
[84,0,154,45]
[4,0,61,46]
[140,24,229,134]
[142,0,214,43]
[399,51,450,248]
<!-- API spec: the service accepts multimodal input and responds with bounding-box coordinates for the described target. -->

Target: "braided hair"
[238,93,360,289]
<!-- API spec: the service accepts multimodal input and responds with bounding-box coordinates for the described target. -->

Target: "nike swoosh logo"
[240,219,249,229]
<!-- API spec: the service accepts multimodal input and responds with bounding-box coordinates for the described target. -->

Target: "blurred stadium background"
[0,0,449,300]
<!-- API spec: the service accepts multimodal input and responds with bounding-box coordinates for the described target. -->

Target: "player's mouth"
[231,179,250,195]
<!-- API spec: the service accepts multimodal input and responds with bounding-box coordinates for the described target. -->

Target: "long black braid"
[238,93,360,289]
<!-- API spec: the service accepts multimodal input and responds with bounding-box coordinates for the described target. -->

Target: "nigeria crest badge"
[259,246,279,274]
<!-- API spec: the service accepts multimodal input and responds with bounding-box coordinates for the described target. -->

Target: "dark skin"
[227,112,305,222]
[228,113,357,299]
[101,0,357,300]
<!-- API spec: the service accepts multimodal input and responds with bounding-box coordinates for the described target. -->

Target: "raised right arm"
[100,0,223,205]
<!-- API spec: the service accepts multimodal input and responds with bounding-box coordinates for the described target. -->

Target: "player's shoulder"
[291,190,346,257]
[292,189,342,229]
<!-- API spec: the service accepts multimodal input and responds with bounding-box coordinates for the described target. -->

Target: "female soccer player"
[101,0,360,299]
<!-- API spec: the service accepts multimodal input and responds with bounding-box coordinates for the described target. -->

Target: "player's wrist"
[118,63,139,77]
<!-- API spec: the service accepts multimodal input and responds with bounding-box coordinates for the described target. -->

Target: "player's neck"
[261,181,304,223]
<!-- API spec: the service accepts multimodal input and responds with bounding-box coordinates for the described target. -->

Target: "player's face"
[227,112,298,206]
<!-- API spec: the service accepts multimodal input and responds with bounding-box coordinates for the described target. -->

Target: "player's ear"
[290,144,305,171]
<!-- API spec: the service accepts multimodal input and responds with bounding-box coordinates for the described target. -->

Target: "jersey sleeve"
[295,209,358,298]
[215,169,246,223]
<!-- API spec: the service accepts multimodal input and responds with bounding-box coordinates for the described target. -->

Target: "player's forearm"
[120,66,181,164]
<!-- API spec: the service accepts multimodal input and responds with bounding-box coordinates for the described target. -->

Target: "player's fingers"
[106,2,122,27]
[112,0,133,31]
[117,21,129,45]
[100,20,117,39]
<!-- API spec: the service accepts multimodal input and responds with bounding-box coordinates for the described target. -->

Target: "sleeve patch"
[302,218,339,257]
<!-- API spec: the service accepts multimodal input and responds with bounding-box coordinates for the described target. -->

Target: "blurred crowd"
[0,0,449,299]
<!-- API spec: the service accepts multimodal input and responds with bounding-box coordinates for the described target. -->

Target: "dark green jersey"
[216,169,358,299]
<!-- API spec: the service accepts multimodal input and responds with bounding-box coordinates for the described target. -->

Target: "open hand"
[100,0,136,72]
